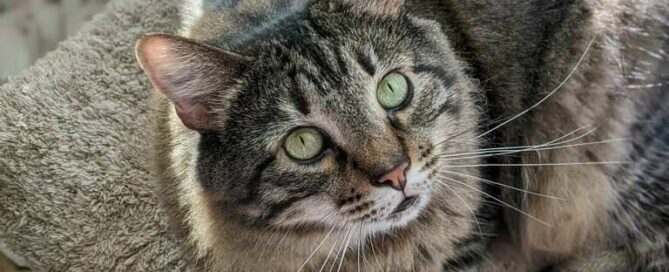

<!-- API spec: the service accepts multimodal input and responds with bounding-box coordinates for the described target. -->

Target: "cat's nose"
[374,162,409,191]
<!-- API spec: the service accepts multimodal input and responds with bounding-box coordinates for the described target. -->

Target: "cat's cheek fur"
[270,196,339,226]
[164,105,217,259]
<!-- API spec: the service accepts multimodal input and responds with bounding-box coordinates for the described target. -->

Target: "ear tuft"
[135,33,246,130]
[341,0,405,19]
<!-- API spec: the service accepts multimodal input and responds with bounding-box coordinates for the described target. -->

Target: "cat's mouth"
[351,189,430,233]
[385,193,426,225]
[392,195,419,214]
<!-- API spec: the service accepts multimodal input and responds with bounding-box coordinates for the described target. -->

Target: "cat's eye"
[284,127,325,161]
[376,72,410,110]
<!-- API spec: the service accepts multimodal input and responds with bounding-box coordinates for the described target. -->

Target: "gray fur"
[407,0,669,270]
[142,0,669,271]
[146,0,495,271]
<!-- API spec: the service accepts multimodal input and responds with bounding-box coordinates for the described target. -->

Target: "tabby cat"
[135,0,669,271]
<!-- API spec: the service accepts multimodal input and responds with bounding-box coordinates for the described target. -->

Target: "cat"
[134,0,668,271]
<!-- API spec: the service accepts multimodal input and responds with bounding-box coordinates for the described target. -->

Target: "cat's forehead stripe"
[296,42,348,90]
[355,45,378,76]
[289,77,311,116]
[355,51,377,76]
[413,64,457,90]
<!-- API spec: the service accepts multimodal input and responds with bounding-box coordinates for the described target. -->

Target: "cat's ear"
[135,33,246,130]
[341,0,405,19]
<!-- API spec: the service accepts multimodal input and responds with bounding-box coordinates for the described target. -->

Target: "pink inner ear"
[174,102,210,130]
[136,34,213,130]
[136,33,245,131]
[136,36,180,96]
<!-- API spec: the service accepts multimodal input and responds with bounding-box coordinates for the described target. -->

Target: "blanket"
[0,0,195,270]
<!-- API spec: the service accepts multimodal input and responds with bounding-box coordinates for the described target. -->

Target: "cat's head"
[136,0,482,235]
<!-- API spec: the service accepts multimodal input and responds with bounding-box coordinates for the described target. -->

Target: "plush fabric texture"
[0,0,195,270]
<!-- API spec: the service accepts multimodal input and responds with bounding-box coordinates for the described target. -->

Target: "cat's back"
[612,16,669,266]
[616,0,669,199]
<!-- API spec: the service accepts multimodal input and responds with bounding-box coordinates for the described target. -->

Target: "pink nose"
[375,162,409,191]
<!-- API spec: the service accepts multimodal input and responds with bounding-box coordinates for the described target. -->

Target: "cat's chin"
[362,193,430,234]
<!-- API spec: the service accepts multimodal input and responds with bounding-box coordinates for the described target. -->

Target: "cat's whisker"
[356,225,362,272]
[431,127,590,159]
[434,127,596,162]
[431,115,510,149]
[430,127,481,150]
[318,228,346,272]
[441,161,629,169]
[335,227,356,272]
[328,228,348,272]
[431,179,485,240]
[437,170,567,200]
[368,232,384,271]
[296,225,336,272]
[329,229,345,272]
[433,125,594,158]
[474,36,597,140]
[258,226,296,263]
[328,226,353,272]
[434,175,552,227]
[439,138,628,162]
[359,226,369,271]
[270,225,298,261]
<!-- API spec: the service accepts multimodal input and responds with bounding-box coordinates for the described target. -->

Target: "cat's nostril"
[374,162,409,191]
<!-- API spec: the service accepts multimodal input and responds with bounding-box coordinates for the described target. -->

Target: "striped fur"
[140,0,669,271]
[145,1,495,271]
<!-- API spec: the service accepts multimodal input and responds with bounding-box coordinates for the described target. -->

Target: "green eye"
[376,72,410,109]
[284,127,325,161]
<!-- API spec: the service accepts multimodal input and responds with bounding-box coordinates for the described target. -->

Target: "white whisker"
[433,179,485,239]
[431,115,511,149]
[441,161,629,169]
[435,175,552,227]
[474,36,597,140]
[368,233,384,271]
[512,138,626,153]
[297,225,336,272]
[335,227,355,272]
[318,229,344,272]
[438,170,566,200]
[329,227,352,272]
[436,125,595,159]
[359,226,369,271]
[356,225,361,272]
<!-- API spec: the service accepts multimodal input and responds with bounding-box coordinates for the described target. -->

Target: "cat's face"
[137,0,481,236]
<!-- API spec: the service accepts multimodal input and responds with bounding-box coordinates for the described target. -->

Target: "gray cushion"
[0,0,194,270]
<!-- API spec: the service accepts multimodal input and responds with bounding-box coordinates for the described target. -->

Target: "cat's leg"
[549,251,669,272]
[546,250,631,272]
[477,234,532,272]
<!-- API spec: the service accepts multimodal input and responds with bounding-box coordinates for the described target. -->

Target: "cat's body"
[409,1,669,271]
[136,0,669,271]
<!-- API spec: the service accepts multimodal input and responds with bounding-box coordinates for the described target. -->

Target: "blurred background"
[0,0,108,269]
[0,0,108,82]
